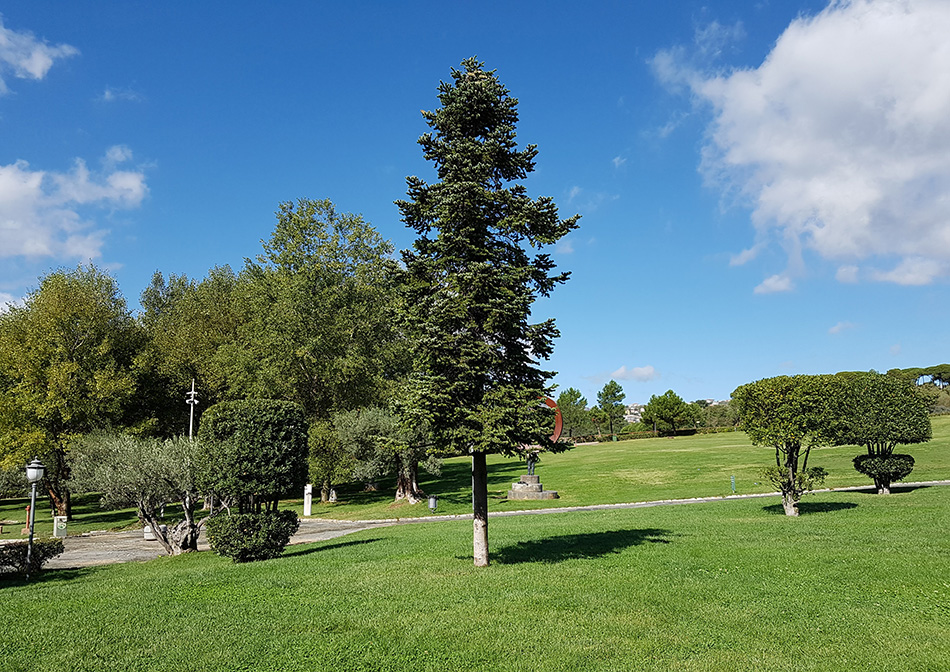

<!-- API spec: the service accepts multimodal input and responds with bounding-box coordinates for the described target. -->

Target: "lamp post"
[24,457,45,582]
[186,379,199,440]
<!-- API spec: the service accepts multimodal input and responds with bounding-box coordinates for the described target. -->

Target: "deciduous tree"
[0,265,141,518]
[397,59,578,566]
[732,376,830,516]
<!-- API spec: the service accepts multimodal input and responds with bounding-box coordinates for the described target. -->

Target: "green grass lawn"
[4,416,950,532]
[293,414,950,520]
[2,485,948,671]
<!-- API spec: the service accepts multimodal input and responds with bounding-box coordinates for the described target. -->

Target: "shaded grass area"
[2,486,948,671]
[0,492,170,540]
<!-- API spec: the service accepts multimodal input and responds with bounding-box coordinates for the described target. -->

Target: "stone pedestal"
[508,474,559,500]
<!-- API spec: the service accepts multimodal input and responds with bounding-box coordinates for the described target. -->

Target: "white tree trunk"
[472,452,489,567]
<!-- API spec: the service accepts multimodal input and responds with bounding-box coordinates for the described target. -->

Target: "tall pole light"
[24,457,45,582]
[186,379,199,440]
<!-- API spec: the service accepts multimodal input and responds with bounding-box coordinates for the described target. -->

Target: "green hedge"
[0,538,64,576]
[198,399,309,509]
[206,510,300,563]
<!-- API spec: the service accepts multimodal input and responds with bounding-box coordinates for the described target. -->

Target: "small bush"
[0,538,65,576]
[205,510,300,563]
[853,454,915,483]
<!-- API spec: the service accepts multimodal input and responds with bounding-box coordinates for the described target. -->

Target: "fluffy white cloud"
[0,147,148,260]
[610,365,658,382]
[659,0,950,287]
[754,274,793,294]
[0,16,78,94]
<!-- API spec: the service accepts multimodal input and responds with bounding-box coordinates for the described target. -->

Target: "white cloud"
[660,0,950,287]
[0,291,19,312]
[99,86,144,103]
[836,265,859,283]
[870,256,944,285]
[829,321,855,334]
[611,365,658,382]
[612,156,627,169]
[753,274,793,294]
[0,147,148,260]
[729,246,759,266]
[0,16,78,94]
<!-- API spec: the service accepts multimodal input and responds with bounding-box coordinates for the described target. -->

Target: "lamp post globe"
[26,457,45,483]
[24,457,46,581]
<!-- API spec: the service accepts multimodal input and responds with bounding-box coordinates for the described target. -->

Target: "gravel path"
[42,480,950,569]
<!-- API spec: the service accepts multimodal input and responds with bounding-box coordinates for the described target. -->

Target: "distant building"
[624,403,645,423]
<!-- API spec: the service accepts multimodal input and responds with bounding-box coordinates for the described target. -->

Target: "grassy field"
[3,416,950,534]
[1,485,948,671]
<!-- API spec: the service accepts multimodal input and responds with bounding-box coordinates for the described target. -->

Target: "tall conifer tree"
[397,59,578,566]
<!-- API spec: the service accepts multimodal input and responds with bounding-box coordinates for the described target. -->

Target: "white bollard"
[303,484,313,517]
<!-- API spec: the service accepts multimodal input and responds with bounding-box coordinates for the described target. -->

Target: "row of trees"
[733,371,932,516]
[0,59,575,566]
[556,382,738,439]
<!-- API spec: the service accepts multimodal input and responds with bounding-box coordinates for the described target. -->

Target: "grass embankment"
[2,485,948,671]
[3,416,950,532]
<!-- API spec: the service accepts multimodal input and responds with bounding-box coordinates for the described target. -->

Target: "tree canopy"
[732,375,830,516]
[397,58,578,565]
[0,265,142,517]
[641,389,695,436]
[825,371,931,493]
[597,380,626,435]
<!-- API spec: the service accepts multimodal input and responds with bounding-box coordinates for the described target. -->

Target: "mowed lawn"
[1,485,948,671]
[296,414,950,520]
[3,416,950,535]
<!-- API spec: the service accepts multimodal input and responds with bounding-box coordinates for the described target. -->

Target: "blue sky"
[2,1,948,406]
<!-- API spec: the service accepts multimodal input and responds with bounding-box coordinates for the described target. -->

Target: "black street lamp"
[24,457,45,581]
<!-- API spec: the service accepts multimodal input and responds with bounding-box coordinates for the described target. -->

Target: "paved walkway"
[43,480,950,569]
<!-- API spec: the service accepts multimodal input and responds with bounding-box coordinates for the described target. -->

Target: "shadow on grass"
[491,528,672,565]
[763,501,858,515]
[0,566,95,589]
[283,537,382,559]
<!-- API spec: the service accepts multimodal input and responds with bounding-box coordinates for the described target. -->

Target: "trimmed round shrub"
[206,510,300,563]
[0,538,65,576]
[852,453,915,483]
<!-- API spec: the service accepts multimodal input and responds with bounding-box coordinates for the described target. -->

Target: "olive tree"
[71,434,204,555]
[732,376,830,516]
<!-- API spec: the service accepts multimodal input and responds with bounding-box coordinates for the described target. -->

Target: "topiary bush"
[205,510,300,563]
[197,399,309,513]
[853,453,915,493]
[0,538,65,577]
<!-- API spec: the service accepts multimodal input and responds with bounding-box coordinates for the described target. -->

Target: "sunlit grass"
[2,486,948,671]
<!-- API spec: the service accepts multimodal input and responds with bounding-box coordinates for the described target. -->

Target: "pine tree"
[397,58,578,566]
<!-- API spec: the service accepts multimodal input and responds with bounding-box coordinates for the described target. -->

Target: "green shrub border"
[0,538,65,576]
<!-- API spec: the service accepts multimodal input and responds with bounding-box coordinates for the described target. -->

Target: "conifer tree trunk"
[472,452,489,567]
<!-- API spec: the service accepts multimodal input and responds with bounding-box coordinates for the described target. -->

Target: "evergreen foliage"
[205,509,299,563]
[597,380,626,435]
[197,399,309,513]
[397,58,577,565]
[732,375,832,516]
